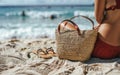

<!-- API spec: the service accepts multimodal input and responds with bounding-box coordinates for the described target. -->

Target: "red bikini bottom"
[92,37,120,59]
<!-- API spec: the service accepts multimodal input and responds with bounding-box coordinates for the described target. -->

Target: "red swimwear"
[106,0,120,10]
[116,0,120,8]
[92,37,120,59]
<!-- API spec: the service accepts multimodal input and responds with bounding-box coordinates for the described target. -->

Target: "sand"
[0,38,120,75]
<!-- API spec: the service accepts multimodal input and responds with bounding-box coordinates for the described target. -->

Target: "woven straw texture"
[56,29,98,61]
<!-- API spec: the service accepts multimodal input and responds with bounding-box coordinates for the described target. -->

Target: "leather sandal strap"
[37,49,47,54]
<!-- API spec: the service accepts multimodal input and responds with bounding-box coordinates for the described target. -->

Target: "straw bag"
[56,15,98,61]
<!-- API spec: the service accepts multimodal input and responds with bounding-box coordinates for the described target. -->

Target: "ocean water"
[0,6,96,40]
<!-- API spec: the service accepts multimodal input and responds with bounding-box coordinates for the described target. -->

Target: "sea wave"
[4,10,69,19]
[74,10,94,17]
[0,24,95,40]
[0,22,92,40]
[0,27,55,39]
[2,10,94,19]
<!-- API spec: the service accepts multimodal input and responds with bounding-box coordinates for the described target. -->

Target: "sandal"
[46,47,57,57]
[32,49,52,59]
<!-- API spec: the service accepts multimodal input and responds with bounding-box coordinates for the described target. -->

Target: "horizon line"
[0,4,94,7]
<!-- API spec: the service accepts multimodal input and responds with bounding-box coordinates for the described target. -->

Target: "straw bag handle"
[70,15,94,29]
[57,15,95,35]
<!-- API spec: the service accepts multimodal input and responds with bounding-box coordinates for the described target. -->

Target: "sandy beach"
[0,38,120,75]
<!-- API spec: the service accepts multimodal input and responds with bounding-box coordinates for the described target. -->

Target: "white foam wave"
[0,23,93,40]
[0,27,55,40]
[4,10,94,19]
[5,10,66,19]
[27,11,64,19]
[74,11,94,17]
[5,12,21,16]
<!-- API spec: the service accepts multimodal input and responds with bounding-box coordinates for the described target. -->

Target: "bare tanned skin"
[95,0,120,46]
